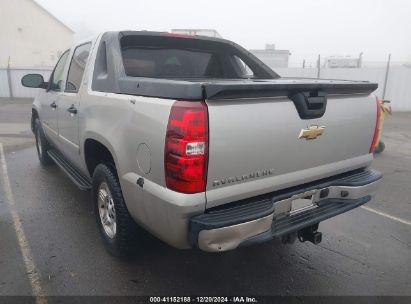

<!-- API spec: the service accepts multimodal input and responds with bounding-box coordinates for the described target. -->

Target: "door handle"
[67,104,78,114]
[50,101,57,109]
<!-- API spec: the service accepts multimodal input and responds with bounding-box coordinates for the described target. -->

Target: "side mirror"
[21,74,48,89]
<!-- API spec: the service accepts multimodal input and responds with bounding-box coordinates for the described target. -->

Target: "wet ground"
[0,99,410,296]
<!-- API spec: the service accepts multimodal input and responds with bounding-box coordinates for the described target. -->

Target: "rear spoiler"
[203,81,378,100]
[116,77,378,101]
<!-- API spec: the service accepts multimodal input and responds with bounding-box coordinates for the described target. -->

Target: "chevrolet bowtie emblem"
[298,125,325,140]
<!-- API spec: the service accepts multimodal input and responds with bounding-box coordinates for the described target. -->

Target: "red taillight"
[165,101,208,193]
[369,96,382,153]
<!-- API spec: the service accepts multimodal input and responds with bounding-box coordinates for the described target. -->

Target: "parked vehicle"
[21,31,382,256]
[374,98,392,154]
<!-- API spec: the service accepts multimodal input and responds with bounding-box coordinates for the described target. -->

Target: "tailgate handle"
[289,91,327,119]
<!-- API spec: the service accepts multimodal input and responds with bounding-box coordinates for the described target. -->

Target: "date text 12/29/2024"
[150,297,258,303]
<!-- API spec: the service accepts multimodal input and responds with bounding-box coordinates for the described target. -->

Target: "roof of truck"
[117,30,228,40]
[90,31,377,100]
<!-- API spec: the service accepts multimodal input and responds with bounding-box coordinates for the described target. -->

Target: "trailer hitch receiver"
[298,223,322,245]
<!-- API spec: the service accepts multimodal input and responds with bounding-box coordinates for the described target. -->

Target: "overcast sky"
[36,0,411,65]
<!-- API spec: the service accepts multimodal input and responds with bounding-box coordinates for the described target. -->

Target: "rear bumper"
[189,169,382,252]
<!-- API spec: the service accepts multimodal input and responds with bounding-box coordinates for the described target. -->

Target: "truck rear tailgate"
[204,80,378,209]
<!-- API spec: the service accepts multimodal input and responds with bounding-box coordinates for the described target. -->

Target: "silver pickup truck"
[22,31,382,256]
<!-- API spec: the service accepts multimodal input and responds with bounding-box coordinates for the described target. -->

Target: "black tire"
[374,141,385,154]
[34,118,54,165]
[92,163,140,256]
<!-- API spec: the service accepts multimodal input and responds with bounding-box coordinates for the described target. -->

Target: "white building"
[325,56,362,68]
[250,44,290,68]
[0,0,74,68]
[171,29,222,38]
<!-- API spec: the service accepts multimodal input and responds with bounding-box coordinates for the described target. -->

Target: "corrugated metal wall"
[0,69,10,97]
[1,66,411,111]
[276,67,411,111]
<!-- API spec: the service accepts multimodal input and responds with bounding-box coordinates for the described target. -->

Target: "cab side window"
[49,51,70,91]
[232,55,255,78]
[65,43,92,93]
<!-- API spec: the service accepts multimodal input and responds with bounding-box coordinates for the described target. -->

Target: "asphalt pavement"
[0,99,410,297]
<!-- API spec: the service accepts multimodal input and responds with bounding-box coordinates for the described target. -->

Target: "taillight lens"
[369,96,382,153]
[165,101,208,193]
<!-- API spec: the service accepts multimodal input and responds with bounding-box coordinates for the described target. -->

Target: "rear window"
[120,35,276,80]
[122,48,223,78]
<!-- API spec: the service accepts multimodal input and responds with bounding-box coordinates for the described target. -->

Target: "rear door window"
[65,43,92,93]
